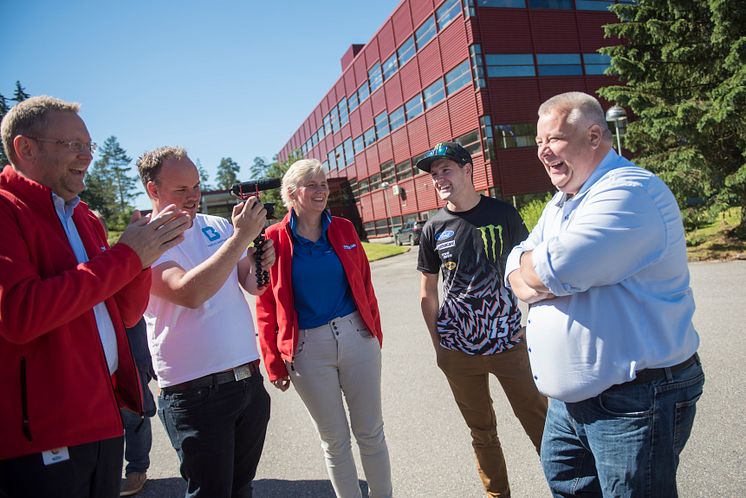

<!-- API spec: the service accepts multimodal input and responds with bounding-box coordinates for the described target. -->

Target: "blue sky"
[2,0,400,207]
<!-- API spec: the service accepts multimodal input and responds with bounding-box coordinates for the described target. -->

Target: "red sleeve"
[356,228,383,338]
[255,229,288,381]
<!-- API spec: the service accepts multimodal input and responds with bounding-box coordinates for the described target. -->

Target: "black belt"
[162,360,260,394]
[625,353,699,387]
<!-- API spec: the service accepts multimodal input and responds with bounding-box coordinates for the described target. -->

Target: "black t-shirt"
[418,196,528,355]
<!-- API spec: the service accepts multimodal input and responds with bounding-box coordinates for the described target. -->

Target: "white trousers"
[288,311,393,498]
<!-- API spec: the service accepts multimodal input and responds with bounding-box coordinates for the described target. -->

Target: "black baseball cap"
[415,141,472,173]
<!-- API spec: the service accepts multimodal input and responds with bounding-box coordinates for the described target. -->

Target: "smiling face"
[147,156,201,219]
[292,172,329,216]
[429,158,473,207]
[535,110,604,196]
[29,111,93,201]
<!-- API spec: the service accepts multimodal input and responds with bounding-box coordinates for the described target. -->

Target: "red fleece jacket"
[256,213,382,381]
[0,165,148,460]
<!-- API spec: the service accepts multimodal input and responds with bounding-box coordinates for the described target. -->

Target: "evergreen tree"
[12,81,30,102]
[196,158,213,190]
[249,156,269,180]
[258,151,302,220]
[0,93,9,166]
[215,157,241,190]
[599,0,746,234]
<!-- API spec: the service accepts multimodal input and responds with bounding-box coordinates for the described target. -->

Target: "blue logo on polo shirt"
[436,230,454,241]
[201,227,221,242]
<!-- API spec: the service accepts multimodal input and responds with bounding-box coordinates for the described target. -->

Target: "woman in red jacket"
[256,159,392,498]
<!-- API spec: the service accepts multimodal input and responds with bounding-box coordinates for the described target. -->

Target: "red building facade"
[277,0,624,239]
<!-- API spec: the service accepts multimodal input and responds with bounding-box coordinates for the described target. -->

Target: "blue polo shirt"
[290,210,357,329]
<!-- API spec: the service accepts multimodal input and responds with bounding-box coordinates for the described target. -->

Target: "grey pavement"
[137,250,746,497]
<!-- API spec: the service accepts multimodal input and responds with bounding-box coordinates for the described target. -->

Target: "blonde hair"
[1,95,81,164]
[538,92,613,141]
[281,158,326,209]
[136,146,188,189]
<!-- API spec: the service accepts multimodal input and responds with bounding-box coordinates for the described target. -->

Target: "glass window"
[357,81,370,103]
[354,136,365,155]
[364,127,377,147]
[477,0,525,6]
[322,160,329,172]
[583,53,611,75]
[495,123,536,148]
[412,152,428,175]
[330,106,340,134]
[415,16,437,49]
[445,59,472,94]
[383,53,399,80]
[455,129,481,155]
[469,44,486,89]
[389,106,405,131]
[360,178,370,194]
[437,0,462,30]
[369,173,381,187]
[398,36,416,67]
[395,160,413,180]
[575,0,613,9]
[528,0,572,8]
[311,132,318,147]
[405,94,424,120]
[343,138,354,166]
[485,54,535,77]
[381,160,396,184]
[348,91,360,112]
[536,53,582,76]
[316,127,324,143]
[481,115,495,161]
[375,111,390,139]
[323,114,332,135]
[423,79,446,109]
[338,98,349,126]
[335,145,345,169]
[368,63,384,93]
[327,150,337,170]
[302,142,308,155]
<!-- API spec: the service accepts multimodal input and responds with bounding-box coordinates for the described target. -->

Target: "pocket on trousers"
[598,385,654,417]
[294,329,308,358]
[673,390,703,454]
[164,386,212,413]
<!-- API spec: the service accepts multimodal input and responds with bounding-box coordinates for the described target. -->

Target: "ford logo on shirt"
[435,230,454,241]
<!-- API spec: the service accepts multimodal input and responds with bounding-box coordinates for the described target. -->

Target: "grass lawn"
[362,241,409,262]
[686,208,746,261]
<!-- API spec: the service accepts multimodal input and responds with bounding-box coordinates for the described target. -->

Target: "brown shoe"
[120,472,147,496]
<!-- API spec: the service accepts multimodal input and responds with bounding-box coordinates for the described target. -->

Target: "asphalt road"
[138,250,746,497]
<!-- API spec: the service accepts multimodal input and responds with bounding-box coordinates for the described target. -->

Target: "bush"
[519,193,553,232]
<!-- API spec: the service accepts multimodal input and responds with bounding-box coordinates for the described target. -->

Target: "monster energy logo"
[478,225,503,262]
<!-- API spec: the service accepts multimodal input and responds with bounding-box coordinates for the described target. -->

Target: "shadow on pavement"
[137,477,186,497]
[135,477,369,497]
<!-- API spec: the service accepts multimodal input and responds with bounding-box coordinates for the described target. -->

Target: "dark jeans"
[158,373,271,498]
[0,436,123,498]
[121,366,156,474]
[541,358,705,497]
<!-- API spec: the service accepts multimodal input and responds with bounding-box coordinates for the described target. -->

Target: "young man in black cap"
[416,141,547,497]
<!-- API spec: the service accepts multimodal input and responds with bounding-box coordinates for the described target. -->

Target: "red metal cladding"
[397,177,419,214]
[365,147,380,176]
[371,88,387,115]
[577,12,619,52]
[355,152,368,179]
[418,40,443,88]
[365,38,380,68]
[320,95,329,116]
[447,86,479,138]
[359,99,374,130]
[399,57,422,101]
[344,69,357,97]
[392,3,414,45]
[410,0,435,28]
[538,77,587,102]
[353,57,368,88]
[384,72,404,109]
[349,107,362,137]
[407,115,430,156]
[472,154,489,191]
[391,127,411,163]
[378,136,394,163]
[477,9,533,53]
[335,80,346,103]
[371,190,385,219]
[487,78,541,123]
[414,174,440,211]
[439,18,469,72]
[378,21,397,60]
[496,148,553,196]
[530,11,581,53]
[426,103,452,145]
[360,194,374,222]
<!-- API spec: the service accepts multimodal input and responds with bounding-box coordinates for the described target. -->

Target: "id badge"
[42,447,70,466]
[233,364,252,381]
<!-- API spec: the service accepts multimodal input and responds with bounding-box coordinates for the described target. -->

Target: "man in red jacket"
[0,96,190,498]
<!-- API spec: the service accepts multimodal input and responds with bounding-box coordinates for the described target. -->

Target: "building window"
[395,159,413,180]
[398,36,416,67]
[456,129,481,155]
[495,123,536,148]
[316,127,324,144]
[357,81,370,103]
[477,0,526,6]
[335,145,345,169]
[369,173,382,187]
[389,106,405,131]
[437,0,462,30]
[528,0,572,8]
[412,152,428,175]
[480,115,495,161]
[324,114,332,135]
[485,54,536,77]
[536,53,582,76]
[583,53,611,75]
[469,44,486,89]
[383,53,398,80]
[415,16,437,50]
[424,79,446,109]
[330,106,340,134]
[375,111,390,139]
[328,150,337,170]
[322,160,330,172]
[348,91,360,112]
[368,62,384,93]
[354,135,365,155]
[360,178,370,194]
[302,142,308,155]
[405,94,424,120]
[445,59,472,94]
[338,98,349,126]
[364,127,377,147]
[343,138,354,165]
[381,160,396,184]
[575,0,614,9]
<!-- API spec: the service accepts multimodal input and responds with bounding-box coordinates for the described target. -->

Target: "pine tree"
[215,157,241,190]
[249,156,269,180]
[12,81,30,102]
[195,158,213,190]
[598,0,746,234]
[0,93,10,166]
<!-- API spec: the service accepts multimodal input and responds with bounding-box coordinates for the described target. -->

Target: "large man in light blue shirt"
[506,92,704,497]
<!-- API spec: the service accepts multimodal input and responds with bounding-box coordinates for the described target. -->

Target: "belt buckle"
[232,364,252,381]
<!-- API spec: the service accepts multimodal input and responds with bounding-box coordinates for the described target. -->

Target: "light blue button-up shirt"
[505,149,699,402]
[52,193,119,374]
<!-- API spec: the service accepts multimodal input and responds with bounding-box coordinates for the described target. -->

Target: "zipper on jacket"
[20,357,32,441]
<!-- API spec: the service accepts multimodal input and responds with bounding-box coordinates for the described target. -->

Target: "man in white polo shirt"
[137,146,274,498]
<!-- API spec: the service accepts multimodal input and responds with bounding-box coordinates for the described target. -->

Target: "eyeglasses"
[27,136,98,154]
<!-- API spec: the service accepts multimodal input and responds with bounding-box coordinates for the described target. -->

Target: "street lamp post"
[605,104,628,153]
[380,181,392,237]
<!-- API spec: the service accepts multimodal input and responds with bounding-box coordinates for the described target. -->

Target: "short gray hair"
[1,96,81,165]
[538,92,613,141]
[281,158,325,209]
[136,146,188,189]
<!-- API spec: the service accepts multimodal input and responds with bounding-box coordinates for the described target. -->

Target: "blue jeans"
[121,367,156,474]
[541,358,704,498]
[158,373,270,498]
